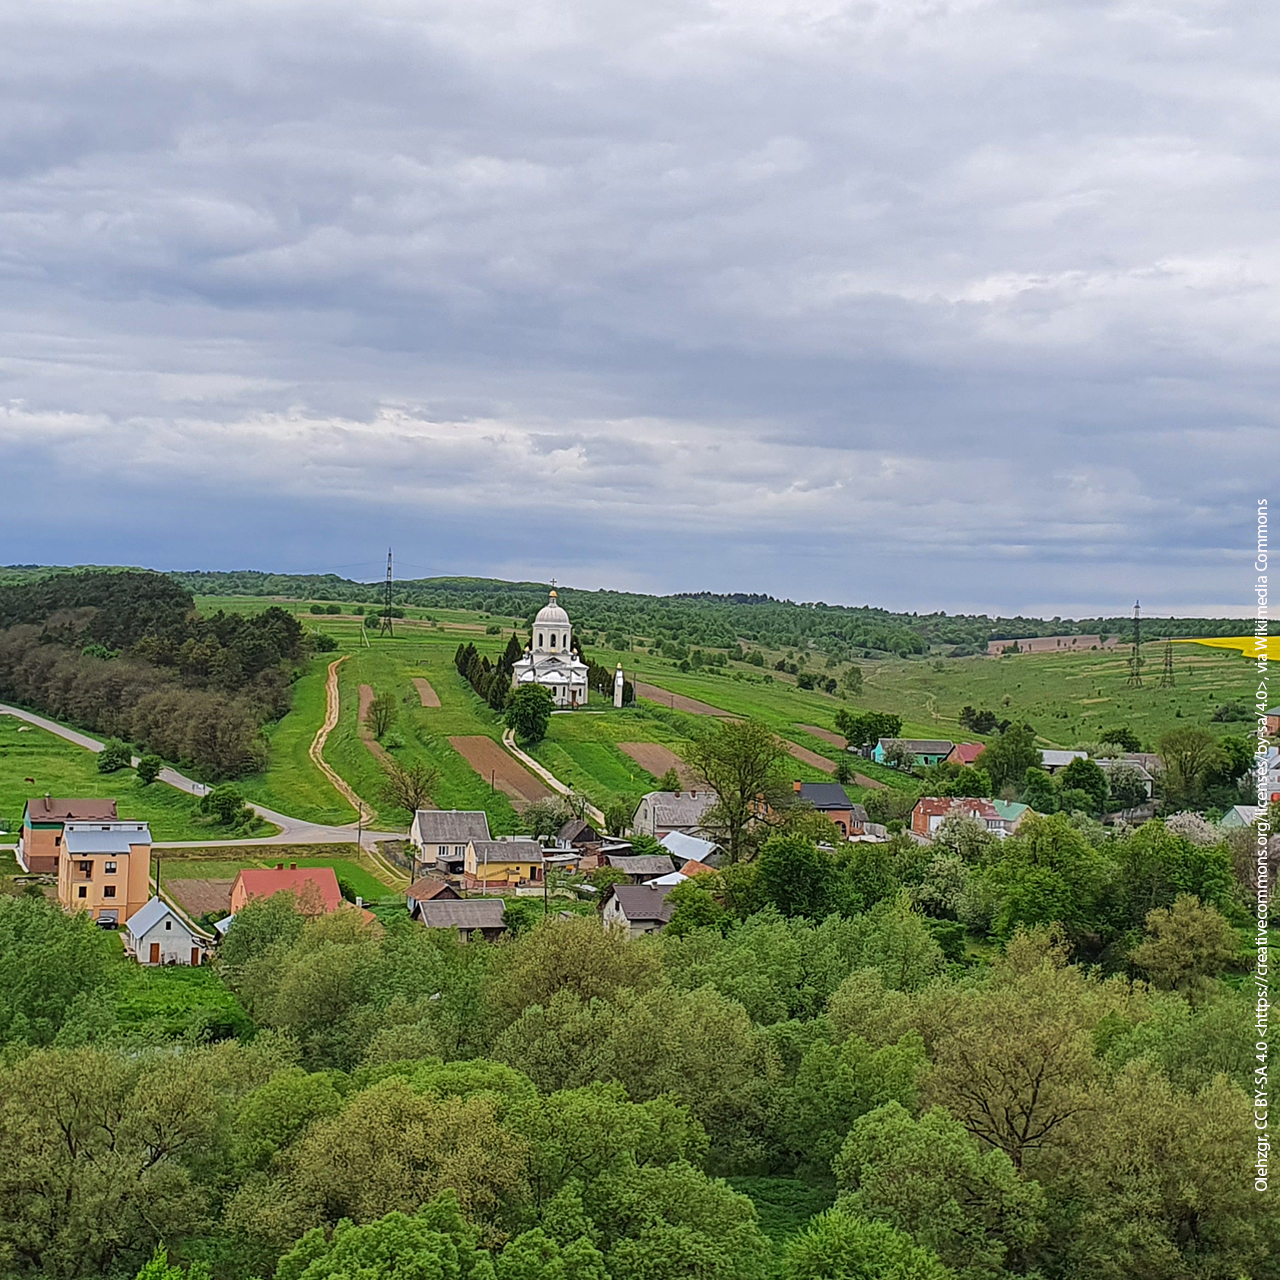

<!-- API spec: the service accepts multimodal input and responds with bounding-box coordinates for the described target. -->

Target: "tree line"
[0,571,307,778]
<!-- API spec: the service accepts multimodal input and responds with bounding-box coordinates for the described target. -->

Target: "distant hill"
[5,564,1265,659]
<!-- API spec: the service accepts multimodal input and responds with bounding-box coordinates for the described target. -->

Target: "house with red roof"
[230,863,345,916]
[911,797,1003,838]
[944,743,986,767]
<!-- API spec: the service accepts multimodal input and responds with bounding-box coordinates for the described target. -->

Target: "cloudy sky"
[1,0,1274,616]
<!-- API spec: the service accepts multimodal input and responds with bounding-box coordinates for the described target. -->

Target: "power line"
[1125,599,1143,687]
[379,549,394,638]
[1156,636,1175,688]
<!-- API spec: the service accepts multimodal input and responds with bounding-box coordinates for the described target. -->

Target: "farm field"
[0,714,219,842]
[190,595,1256,831]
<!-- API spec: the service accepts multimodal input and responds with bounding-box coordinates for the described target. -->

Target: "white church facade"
[512,589,591,707]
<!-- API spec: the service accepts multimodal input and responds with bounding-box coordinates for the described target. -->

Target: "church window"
[550,633,556,648]
[537,633,543,648]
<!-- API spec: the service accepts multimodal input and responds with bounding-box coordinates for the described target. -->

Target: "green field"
[0,715,228,842]
[112,961,255,1040]
[186,595,1257,829]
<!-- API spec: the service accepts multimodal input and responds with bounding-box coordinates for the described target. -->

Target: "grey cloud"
[0,0,1276,613]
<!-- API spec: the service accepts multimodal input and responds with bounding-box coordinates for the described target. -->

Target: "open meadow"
[0,714,221,842]
[186,594,1258,831]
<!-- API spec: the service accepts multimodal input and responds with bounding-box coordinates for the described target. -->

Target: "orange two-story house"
[56,821,152,926]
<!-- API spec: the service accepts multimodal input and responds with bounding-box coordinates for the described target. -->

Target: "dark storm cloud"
[1,0,1277,613]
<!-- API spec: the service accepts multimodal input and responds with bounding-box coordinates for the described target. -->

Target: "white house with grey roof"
[631,789,717,838]
[125,896,212,966]
[409,810,492,875]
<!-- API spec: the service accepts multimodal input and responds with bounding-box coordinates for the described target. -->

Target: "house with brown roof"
[19,796,119,874]
[601,881,678,937]
[911,797,1007,839]
[944,743,986,767]
[230,863,345,916]
[406,877,461,918]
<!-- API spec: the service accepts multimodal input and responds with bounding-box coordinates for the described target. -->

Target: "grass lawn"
[159,846,402,898]
[112,961,254,1040]
[0,714,220,841]
[238,657,356,826]
[727,1176,834,1244]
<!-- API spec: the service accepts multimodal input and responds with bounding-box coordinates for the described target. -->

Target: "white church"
[511,589,592,707]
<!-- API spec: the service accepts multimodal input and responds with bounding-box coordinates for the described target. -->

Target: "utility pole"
[1125,600,1143,687]
[376,547,391,637]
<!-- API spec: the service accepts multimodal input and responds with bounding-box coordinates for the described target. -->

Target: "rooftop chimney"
[793,780,802,793]
[276,862,285,870]
[690,789,697,798]
[44,793,51,812]
[289,862,297,870]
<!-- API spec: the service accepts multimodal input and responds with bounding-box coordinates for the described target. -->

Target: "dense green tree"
[978,814,1108,944]
[136,752,163,784]
[507,685,555,745]
[275,1194,480,1280]
[758,835,840,918]
[664,878,730,936]
[782,1211,954,1280]
[974,725,1040,793]
[834,711,902,752]
[1157,727,1224,806]
[0,896,114,1046]
[776,1034,926,1171]
[1057,757,1109,815]
[1130,894,1238,998]
[97,736,132,772]
[834,1103,1044,1280]
[685,718,793,862]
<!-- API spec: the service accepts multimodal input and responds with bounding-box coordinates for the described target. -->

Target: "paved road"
[0,703,404,850]
[502,728,607,826]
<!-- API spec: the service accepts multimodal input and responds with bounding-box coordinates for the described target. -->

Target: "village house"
[872,739,954,768]
[412,897,507,941]
[1096,756,1155,798]
[659,830,721,867]
[556,817,603,852]
[911,797,1019,839]
[230,863,345,916]
[405,877,461,918]
[409,809,492,876]
[790,780,868,837]
[1039,749,1088,774]
[125,896,212,966]
[1266,707,1280,737]
[464,838,544,891]
[18,796,118,874]
[604,851,677,883]
[1221,804,1263,829]
[631,788,716,838]
[601,881,677,937]
[57,820,152,926]
[943,743,986,767]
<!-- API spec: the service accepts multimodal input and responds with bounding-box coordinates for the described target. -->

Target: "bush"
[324,604,341,615]
[309,604,325,615]
[136,754,163,785]
[311,632,338,653]
[97,738,132,773]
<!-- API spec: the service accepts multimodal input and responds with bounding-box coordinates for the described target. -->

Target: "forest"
[0,571,306,778]
[0,786,1271,1280]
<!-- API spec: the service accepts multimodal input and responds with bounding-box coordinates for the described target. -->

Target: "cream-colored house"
[57,821,152,927]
